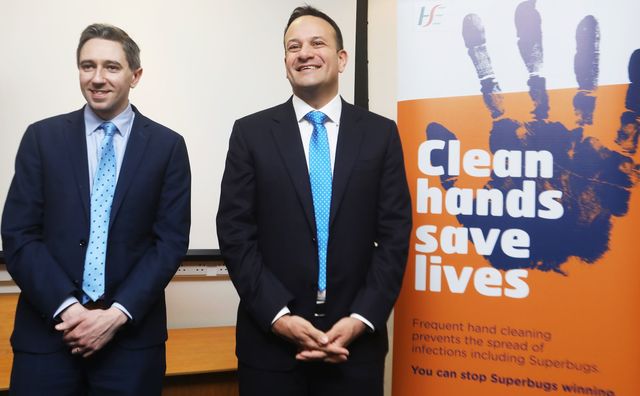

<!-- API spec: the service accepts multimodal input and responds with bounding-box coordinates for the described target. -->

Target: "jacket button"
[312,237,317,243]
[79,240,87,247]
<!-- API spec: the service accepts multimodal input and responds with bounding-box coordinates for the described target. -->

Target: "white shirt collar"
[292,94,342,125]
[84,104,134,137]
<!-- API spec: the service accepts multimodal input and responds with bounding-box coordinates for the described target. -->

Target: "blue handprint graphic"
[426,0,639,273]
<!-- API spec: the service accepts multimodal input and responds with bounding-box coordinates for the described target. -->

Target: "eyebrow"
[79,59,123,66]
[287,35,328,46]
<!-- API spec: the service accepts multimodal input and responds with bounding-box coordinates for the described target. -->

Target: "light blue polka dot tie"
[305,111,332,293]
[82,122,118,302]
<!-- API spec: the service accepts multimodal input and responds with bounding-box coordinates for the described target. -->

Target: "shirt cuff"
[54,296,80,319]
[112,302,133,320]
[350,313,375,332]
[272,306,291,325]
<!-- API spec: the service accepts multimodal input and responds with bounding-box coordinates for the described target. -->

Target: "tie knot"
[100,122,118,137]
[304,111,328,126]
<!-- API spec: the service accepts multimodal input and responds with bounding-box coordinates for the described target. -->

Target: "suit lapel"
[109,107,150,230]
[270,99,316,234]
[64,108,91,221]
[330,100,364,228]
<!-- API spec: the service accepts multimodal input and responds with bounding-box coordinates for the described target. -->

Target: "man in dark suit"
[1,23,190,395]
[217,6,411,396]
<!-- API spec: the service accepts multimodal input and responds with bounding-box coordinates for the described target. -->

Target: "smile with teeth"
[298,65,320,71]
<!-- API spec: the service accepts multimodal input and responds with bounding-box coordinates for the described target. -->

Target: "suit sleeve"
[216,120,294,332]
[110,136,191,323]
[349,121,412,330]
[1,127,77,318]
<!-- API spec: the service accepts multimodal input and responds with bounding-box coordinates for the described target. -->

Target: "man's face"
[78,38,142,120]
[284,15,347,104]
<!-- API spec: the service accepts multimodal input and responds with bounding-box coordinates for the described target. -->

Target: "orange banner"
[392,84,640,395]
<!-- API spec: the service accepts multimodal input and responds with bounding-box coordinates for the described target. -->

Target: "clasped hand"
[272,315,366,363]
[55,303,128,358]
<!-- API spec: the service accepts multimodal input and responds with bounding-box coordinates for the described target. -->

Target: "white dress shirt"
[292,94,341,173]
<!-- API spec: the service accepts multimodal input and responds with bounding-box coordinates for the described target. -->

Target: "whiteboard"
[0,0,356,250]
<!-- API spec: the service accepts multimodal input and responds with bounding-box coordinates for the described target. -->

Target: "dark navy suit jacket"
[1,105,190,352]
[217,98,412,370]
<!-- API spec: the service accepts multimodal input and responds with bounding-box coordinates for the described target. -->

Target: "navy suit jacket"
[1,106,190,352]
[216,98,411,370]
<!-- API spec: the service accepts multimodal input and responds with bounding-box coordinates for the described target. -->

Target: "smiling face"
[78,38,142,120]
[284,15,347,109]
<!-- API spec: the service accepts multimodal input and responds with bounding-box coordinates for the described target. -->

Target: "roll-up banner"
[393,1,640,395]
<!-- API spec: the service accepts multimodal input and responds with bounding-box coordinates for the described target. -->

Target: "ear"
[130,67,143,88]
[337,49,348,73]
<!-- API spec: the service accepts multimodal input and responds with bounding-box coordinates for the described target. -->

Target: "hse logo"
[417,3,446,28]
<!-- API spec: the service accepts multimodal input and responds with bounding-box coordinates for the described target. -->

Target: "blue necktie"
[82,122,118,302]
[305,111,332,293]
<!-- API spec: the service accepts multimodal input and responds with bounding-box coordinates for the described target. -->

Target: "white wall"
[368,2,398,395]
[166,273,240,328]
[369,0,398,121]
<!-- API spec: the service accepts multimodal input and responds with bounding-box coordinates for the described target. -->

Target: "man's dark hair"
[77,23,141,70]
[284,5,344,51]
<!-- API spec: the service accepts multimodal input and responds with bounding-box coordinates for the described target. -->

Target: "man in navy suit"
[1,23,190,395]
[217,6,411,396]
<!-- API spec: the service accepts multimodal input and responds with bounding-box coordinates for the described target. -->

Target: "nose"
[90,67,106,84]
[298,43,315,59]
